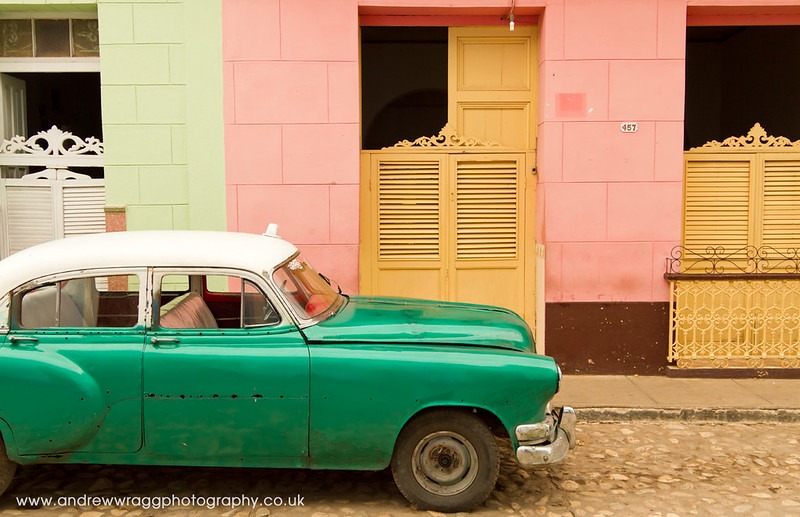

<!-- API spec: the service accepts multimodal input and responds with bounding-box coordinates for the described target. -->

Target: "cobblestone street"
[1,422,798,517]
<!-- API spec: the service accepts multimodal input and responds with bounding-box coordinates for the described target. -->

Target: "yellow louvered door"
[761,154,800,251]
[360,26,537,323]
[365,153,447,300]
[676,127,800,368]
[450,154,525,314]
[683,154,756,269]
[361,151,528,315]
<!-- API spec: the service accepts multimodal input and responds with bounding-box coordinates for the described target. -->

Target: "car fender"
[395,401,507,438]
[309,344,558,470]
[0,349,105,456]
[0,419,18,458]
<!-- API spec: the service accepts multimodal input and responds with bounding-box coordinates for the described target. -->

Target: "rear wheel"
[391,410,499,512]
[0,437,16,497]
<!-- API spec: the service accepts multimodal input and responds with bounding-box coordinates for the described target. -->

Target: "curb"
[574,407,800,423]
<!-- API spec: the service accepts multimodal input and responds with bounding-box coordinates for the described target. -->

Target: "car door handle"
[150,337,180,348]
[8,336,39,346]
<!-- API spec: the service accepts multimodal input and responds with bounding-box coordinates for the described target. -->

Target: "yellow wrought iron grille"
[669,278,800,368]
[666,246,800,368]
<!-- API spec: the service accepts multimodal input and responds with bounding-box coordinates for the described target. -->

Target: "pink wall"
[537,0,687,303]
[222,0,693,303]
[222,0,361,293]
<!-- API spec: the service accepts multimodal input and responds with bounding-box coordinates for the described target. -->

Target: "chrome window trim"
[0,293,8,332]
[149,266,292,331]
[11,267,148,330]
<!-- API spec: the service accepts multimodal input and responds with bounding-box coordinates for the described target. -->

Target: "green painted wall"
[98,0,225,231]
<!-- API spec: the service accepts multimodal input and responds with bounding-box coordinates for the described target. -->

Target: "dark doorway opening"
[360,27,448,150]
[10,72,102,140]
[685,26,800,149]
[4,72,102,177]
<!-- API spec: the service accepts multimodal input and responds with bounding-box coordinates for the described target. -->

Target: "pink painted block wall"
[222,0,360,293]
[222,0,691,304]
[538,0,687,303]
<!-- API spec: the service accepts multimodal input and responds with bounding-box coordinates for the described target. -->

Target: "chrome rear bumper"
[515,406,577,466]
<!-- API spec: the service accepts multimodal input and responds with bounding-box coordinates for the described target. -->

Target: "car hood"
[302,296,534,352]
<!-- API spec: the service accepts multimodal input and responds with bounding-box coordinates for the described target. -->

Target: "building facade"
[2,0,799,374]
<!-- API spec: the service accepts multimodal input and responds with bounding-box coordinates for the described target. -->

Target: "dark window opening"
[360,27,448,150]
[10,72,102,141]
[5,72,102,178]
[685,26,800,150]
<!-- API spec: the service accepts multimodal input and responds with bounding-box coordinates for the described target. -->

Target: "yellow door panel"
[449,26,537,149]
[460,104,529,151]
[457,37,531,91]
[377,268,443,301]
[453,267,523,314]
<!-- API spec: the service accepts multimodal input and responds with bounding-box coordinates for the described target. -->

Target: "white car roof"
[0,231,299,294]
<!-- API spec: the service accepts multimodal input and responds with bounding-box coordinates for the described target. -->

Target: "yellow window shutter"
[454,158,519,260]
[376,158,442,261]
[684,156,754,263]
[761,155,800,252]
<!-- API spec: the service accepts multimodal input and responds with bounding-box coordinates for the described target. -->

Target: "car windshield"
[272,255,342,321]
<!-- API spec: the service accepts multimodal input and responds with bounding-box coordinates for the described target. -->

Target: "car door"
[142,269,310,467]
[0,270,146,455]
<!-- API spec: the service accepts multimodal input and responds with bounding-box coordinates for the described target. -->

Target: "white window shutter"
[62,183,106,238]
[1,172,105,259]
[3,183,57,255]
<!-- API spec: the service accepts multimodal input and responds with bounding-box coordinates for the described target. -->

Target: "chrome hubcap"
[412,431,479,495]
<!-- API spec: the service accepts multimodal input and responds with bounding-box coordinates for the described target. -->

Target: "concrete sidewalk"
[552,375,800,422]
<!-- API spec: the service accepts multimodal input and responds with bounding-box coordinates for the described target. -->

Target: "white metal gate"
[0,126,104,259]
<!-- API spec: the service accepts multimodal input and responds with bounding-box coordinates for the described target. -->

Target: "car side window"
[242,279,278,327]
[18,274,141,329]
[157,274,279,329]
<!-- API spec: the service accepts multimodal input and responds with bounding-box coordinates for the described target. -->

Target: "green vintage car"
[0,228,575,512]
